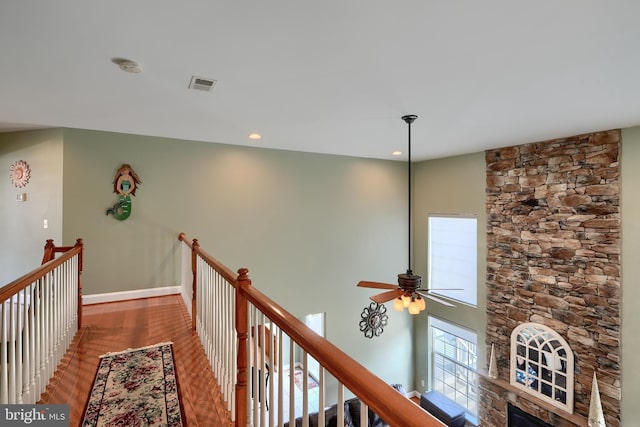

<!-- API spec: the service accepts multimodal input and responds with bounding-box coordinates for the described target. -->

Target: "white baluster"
[268,322,275,427]
[212,269,218,379]
[302,351,308,427]
[360,400,368,427]
[44,273,52,384]
[318,366,325,427]
[259,312,266,427]
[9,293,16,403]
[34,279,41,397]
[26,284,36,403]
[337,383,344,427]
[53,268,59,379]
[277,328,284,427]
[1,299,8,404]
[289,339,295,427]
[61,261,69,355]
[228,274,236,404]
[15,291,24,403]
[230,286,237,422]
[222,274,229,407]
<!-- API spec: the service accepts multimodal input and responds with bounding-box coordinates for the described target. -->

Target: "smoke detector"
[111,58,142,74]
[189,76,217,92]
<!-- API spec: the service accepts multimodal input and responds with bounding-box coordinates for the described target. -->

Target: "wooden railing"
[179,233,238,420]
[0,239,83,405]
[179,233,443,427]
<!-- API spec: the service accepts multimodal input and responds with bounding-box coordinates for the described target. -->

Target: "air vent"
[189,76,217,92]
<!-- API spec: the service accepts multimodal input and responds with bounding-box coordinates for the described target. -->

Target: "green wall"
[60,128,415,389]
[412,152,488,394]
[620,127,640,425]
[0,129,64,284]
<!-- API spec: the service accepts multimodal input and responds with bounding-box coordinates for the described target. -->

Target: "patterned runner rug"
[293,367,319,391]
[81,342,184,426]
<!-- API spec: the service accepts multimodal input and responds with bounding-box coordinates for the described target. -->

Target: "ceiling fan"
[357,115,458,314]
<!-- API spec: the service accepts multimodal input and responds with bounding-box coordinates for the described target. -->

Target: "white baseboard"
[83,286,182,305]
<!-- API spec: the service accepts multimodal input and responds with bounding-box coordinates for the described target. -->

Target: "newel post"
[235,268,251,427]
[75,239,84,329]
[191,239,199,332]
[41,239,55,264]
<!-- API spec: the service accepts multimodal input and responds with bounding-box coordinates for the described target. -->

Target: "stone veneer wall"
[480,131,621,427]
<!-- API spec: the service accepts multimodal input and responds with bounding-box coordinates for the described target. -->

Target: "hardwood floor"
[38,295,233,426]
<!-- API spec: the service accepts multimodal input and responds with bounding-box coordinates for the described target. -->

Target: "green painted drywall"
[411,152,488,394]
[60,128,414,389]
[0,129,64,284]
[621,127,639,425]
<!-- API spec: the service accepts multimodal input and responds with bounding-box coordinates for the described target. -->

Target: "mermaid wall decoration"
[105,164,141,220]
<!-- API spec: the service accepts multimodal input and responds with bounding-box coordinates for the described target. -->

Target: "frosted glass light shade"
[401,294,411,308]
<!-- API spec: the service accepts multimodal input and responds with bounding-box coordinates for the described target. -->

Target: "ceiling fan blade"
[370,289,404,304]
[415,290,455,307]
[357,281,397,290]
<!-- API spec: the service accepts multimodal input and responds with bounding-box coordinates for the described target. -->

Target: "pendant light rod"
[401,114,417,275]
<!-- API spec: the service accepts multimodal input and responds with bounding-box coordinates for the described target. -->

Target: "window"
[427,215,477,306]
[510,323,574,413]
[429,316,478,421]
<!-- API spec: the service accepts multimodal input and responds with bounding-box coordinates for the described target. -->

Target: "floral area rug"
[293,367,319,391]
[81,342,184,427]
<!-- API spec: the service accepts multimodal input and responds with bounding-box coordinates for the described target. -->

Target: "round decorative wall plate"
[9,160,31,188]
[359,302,388,339]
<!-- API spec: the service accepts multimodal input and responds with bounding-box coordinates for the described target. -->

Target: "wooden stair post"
[235,268,251,427]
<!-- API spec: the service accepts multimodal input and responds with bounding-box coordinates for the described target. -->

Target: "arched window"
[510,323,574,413]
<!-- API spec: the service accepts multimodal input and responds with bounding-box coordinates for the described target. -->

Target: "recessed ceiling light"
[392,150,402,156]
[248,133,262,140]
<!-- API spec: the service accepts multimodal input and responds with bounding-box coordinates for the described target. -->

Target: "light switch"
[16,193,27,202]
[43,219,48,229]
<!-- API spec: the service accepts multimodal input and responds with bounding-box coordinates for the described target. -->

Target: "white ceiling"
[1,1,639,161]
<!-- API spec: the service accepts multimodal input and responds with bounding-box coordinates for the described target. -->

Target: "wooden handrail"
[178,233,237,285]
[238,278,443,427]
[0,239,83,304]
[0,239,84,405]
[178,232,443,426]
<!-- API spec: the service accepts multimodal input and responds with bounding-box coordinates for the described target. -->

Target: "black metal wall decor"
[359,302,388,338]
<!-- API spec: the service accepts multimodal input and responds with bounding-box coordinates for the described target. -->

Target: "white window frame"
[428,316,478,421]
[510,322,574,414]
[427,214,478,306]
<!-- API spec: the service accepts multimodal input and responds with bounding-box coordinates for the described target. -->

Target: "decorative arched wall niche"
[510,322,574,413]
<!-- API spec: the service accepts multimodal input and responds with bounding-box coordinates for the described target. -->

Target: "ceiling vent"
[189,76,217,92]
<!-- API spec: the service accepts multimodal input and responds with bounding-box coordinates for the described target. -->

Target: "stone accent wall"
[481,131,621,426]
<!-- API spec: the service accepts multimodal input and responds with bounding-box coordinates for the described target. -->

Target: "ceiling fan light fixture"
[357,115,455,317]
[401,293,411,308]
[408,298,420,315]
